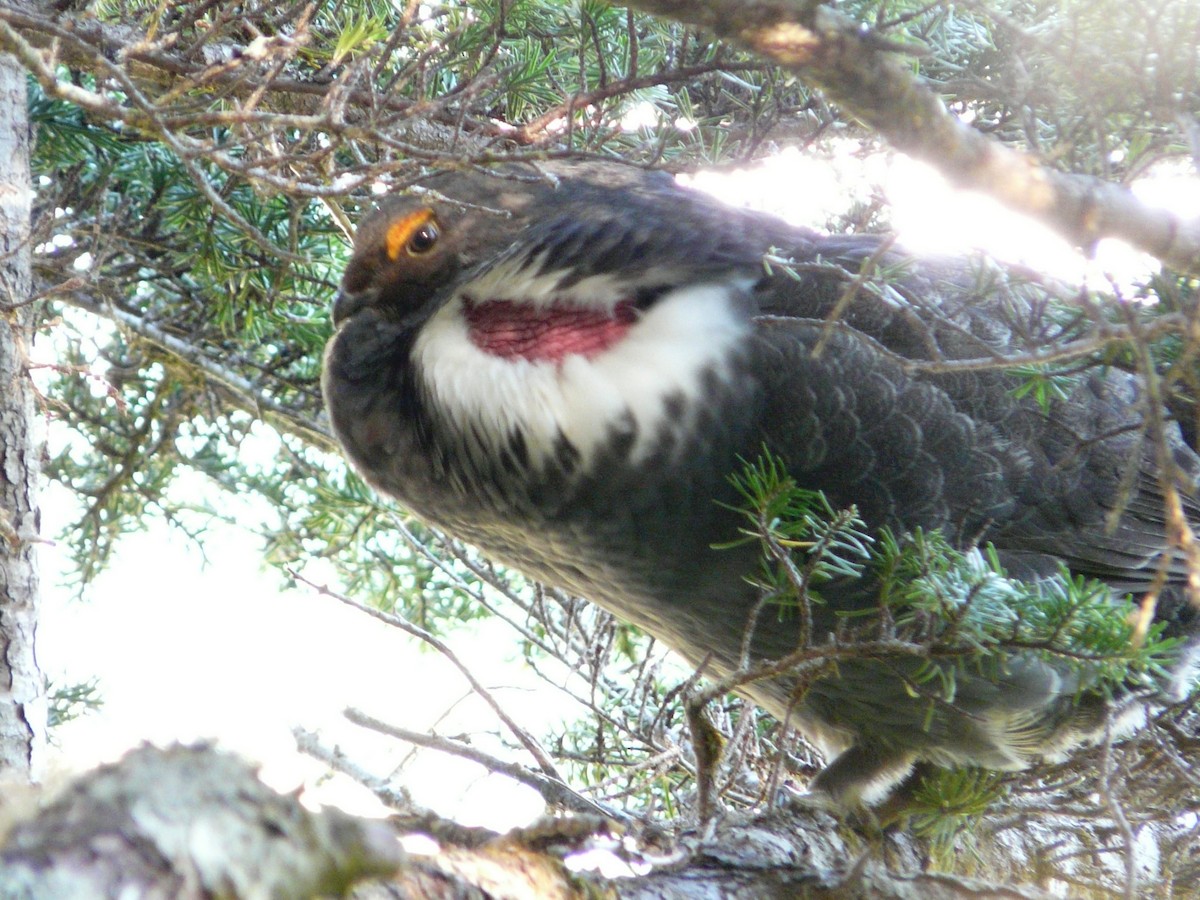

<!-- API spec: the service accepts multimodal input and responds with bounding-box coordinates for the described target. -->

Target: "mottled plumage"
[322,162,1200,805]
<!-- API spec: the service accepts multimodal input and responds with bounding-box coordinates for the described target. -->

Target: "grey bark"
[0,50,43,780]
[0,743,1046,899]
[0,743,403,898]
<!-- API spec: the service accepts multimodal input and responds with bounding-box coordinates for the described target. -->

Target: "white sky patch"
[1132,163,1200,212]
[330,172,364,193]
[884,155,1084,273]
[38,484,570,827]
[683,144,877,230]
[882,156,1169,289]
[620,100,661,132]
[687,147,1200,292]
[565,844,648,878]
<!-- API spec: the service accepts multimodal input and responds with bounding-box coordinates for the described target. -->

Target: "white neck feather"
[412,279,752,468]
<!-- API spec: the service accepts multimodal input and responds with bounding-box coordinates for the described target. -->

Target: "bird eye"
[406,221,440,256]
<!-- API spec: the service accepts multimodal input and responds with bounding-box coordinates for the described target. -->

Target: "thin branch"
[342,707,624,821]
[57,288,334,451]
[287,568,564,783]
[292,726,415,813]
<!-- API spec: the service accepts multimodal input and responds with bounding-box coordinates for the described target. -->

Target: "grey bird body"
[323,162,1200,804]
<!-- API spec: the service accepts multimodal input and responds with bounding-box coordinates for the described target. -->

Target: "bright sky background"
[33,148,1200,832]
[37,485,574,827]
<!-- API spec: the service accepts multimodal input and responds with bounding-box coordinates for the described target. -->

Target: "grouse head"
[331,175,526,330]
[333,201,456,326]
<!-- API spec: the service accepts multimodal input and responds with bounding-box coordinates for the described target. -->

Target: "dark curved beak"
[331,290,368,327]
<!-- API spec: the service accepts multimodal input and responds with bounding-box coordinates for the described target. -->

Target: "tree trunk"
[0,52,43,780]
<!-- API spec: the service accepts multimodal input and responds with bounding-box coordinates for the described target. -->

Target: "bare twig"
[343,707,623,821]
[287,567,564,782]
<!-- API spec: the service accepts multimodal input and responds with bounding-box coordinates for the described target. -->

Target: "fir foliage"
[728,451,1175,703]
